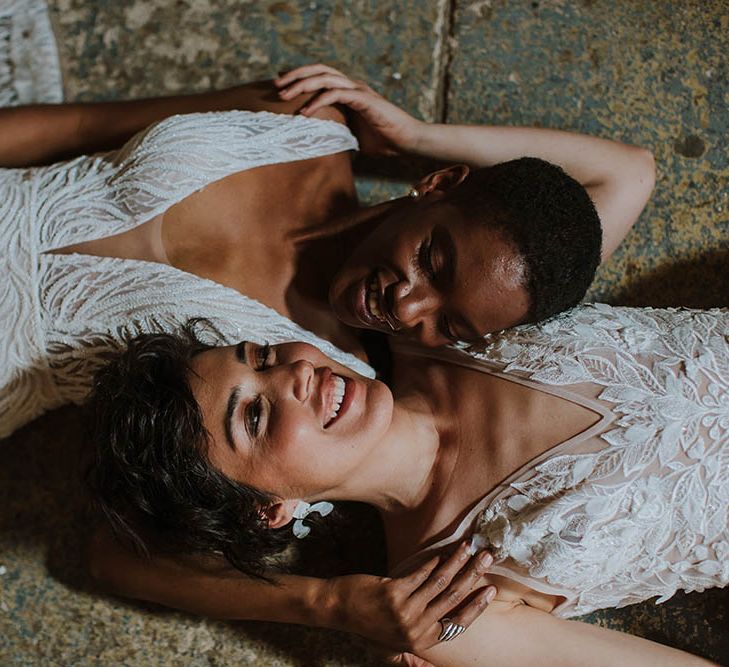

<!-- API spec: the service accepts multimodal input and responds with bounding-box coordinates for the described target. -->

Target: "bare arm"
[277,64,656,260]
[419,599,717,667]
[0,80,330,168]
[87,524,495,656]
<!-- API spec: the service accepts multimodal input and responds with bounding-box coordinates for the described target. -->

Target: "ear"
[259,499,300,530]
[416,164,470,197]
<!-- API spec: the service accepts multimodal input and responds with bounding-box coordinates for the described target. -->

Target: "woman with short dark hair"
[89,302,727,665]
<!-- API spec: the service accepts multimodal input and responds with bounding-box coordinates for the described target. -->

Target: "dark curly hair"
[87,325,292,580]
[446,157,602,324]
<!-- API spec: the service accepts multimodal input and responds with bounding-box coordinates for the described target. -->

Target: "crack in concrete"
[422,0,454,123]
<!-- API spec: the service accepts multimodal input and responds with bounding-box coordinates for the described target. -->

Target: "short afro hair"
[446,157,602,324]
[87,325,291,580]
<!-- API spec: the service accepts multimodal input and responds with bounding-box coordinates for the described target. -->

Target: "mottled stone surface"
[2,0,728,664]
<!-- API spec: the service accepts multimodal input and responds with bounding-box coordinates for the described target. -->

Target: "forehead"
[188,346,242,419]
[187,346,247,474]
[445,213,531,335]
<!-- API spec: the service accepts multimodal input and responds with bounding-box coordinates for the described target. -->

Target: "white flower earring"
[292,500,334,539]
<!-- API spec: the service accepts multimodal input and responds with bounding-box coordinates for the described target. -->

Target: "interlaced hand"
[275,63,426,156]
[324,540,496,659]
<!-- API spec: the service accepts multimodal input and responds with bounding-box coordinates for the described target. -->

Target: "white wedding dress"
[395,304,729,618]
[0,2,371,438]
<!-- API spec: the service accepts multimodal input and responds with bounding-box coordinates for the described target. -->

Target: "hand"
[323,540,496,655]
[274,64,426,156]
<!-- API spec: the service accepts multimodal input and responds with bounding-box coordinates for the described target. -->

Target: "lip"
[350,271,399,334]
[320,368,356,429]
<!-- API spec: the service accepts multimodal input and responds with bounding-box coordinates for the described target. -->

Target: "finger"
[385,652,435,667]
[278,73,358,99]
[300,88,374,116]
[410,541,475,605]
[274,63,344,87]
[395,555,441,594]
[433,586,497,643]
[426,549,494,620]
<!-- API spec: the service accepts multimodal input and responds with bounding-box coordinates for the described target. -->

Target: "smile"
[352,272,400,333]
[324,374,350,428]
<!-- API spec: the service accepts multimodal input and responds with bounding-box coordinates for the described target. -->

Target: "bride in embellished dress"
[89,302,728,666]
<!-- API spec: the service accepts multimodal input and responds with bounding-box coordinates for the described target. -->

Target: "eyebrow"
[224,386,241,452]
[223,343,250,451]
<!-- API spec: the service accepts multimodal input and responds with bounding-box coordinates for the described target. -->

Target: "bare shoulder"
[307,103,349,126]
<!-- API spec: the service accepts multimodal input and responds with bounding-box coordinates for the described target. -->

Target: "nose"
[275,359,313,402]
[391,278,441,332]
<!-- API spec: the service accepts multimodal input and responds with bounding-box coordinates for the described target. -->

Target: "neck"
[290,197,410,304]
[323,387,441,515]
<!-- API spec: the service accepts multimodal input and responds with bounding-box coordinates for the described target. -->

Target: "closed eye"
[418,237,436,281]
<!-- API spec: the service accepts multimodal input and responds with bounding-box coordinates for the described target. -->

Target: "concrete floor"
[1,0,727,664]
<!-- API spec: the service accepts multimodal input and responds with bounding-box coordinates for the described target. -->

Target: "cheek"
[355,382,393,447]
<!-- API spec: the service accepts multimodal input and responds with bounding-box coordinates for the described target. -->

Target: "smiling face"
[189,341,394,503]
[328,196,532,347]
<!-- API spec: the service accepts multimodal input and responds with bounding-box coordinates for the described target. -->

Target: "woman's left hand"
[275,64,426,156]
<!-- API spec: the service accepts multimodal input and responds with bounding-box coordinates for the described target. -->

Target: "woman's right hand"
[322,541,496,657]
[274,64,427,156]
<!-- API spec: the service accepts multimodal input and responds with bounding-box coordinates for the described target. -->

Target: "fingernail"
[479,552,493,568]
[486,586,497,603]
[466,534,487,556]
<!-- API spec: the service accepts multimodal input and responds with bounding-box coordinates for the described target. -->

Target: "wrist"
[407,119,432,155]
[308,577,342,630]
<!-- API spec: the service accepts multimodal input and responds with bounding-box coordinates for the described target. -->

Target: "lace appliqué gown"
[397,304,729,618]
[0,4,372,438]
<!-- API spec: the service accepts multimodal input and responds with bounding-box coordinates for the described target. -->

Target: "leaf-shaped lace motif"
[467,304,729,617]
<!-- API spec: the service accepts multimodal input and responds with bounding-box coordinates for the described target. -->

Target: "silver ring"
[438,618,466,642]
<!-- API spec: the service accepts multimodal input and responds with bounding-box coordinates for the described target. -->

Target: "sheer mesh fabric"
[395,304,729,617]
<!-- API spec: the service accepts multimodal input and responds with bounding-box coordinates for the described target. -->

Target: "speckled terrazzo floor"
[1,1,728,665]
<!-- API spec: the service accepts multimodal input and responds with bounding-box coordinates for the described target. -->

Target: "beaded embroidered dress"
[395,304,729,618]
[0,3,371,438]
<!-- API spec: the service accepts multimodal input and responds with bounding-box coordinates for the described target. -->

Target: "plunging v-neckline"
[390,343,615,575]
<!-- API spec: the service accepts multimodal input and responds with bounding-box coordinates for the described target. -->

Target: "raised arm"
[0,79,336,168]
[419,598,717,667]
[276,64,656,260]
[87,523,495,659]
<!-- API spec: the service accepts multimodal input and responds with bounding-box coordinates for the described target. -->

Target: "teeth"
[368,278,385,322]
[327,375,346,423]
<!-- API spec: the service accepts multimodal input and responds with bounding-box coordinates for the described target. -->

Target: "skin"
[189,340,396,505]
[327,177,531,345]
[189,340,717,667]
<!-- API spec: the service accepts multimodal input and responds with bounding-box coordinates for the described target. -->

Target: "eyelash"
[418,238,436,281]
[256,343,271,370]
[246,396,264,438]
[245,343,271,438]
[439,314,457,342]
